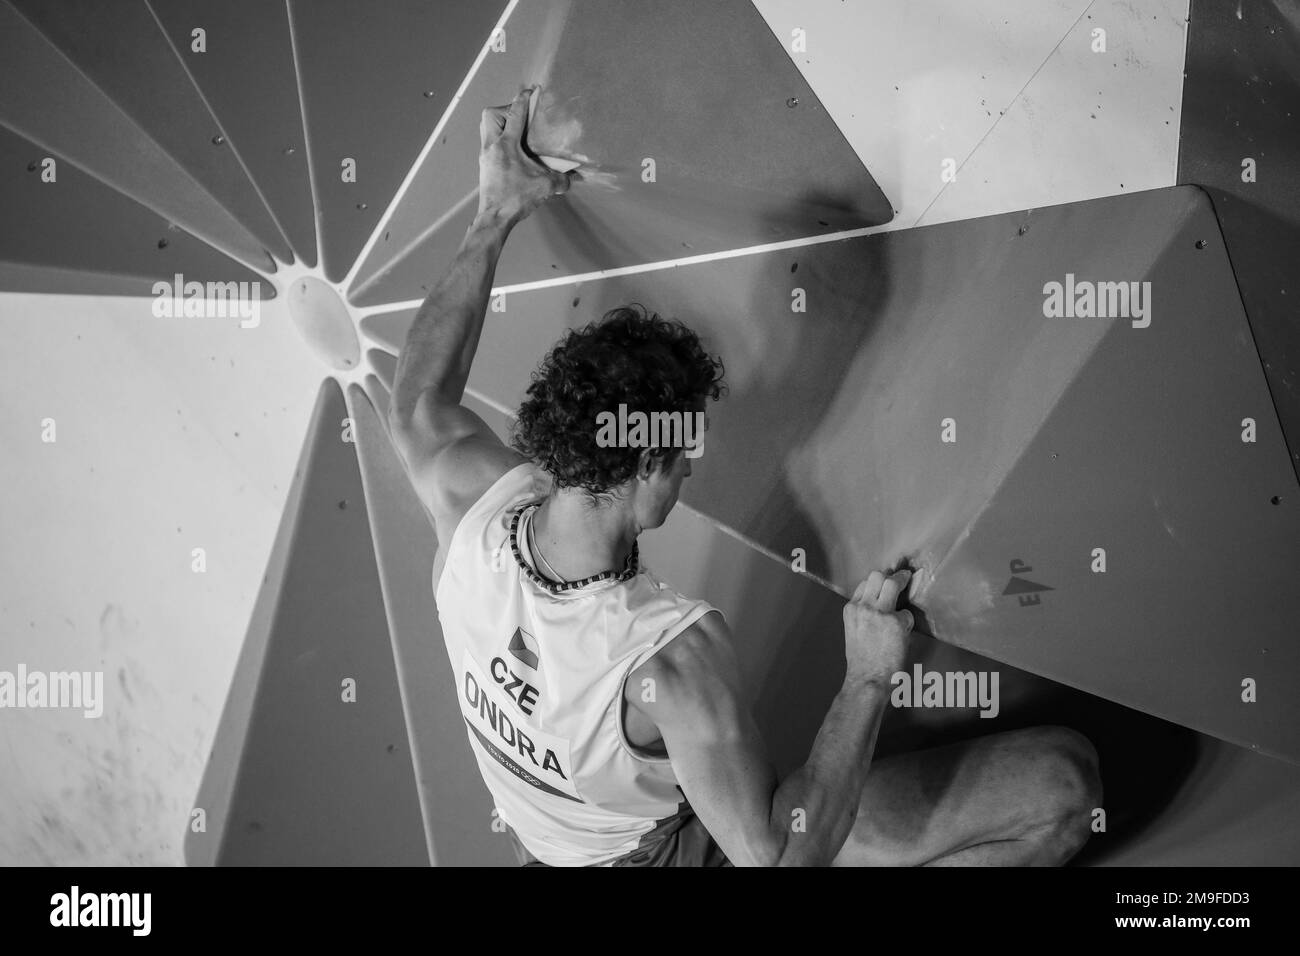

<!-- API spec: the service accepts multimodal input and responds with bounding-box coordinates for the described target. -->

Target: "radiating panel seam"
[343,0,522,293]
[356,222,884,316]
[348,189,479,302]
[285,0,325,277]
[342,384,439,865]
[145,0,292,272]
[4,0,276,274]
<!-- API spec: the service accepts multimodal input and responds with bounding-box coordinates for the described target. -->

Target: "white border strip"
[286,0,324,272]
[359,221,880,317]
[349,188,479,301]
[342,0,519,291]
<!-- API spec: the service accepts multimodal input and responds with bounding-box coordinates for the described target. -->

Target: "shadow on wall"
[696,185,1202,865]
[696,186,896,583]
[733,185,896,768]
[706,504,1202,866]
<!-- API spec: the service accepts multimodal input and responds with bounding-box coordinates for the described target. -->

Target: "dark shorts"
[509,802,733,867]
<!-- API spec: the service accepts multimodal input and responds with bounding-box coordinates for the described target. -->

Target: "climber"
[388,86,1101,867]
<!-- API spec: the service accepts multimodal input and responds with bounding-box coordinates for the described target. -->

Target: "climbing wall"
[347,0,891,305]
[367,185,1300,762]
[3,0,1298,867]
[186,380,428,865]
[1178,0,1300,486]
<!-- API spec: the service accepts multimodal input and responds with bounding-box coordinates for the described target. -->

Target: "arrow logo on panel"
[1002,559,1053,606]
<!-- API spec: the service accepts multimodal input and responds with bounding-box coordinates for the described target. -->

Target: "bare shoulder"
[641,610,735,681]
[390,398,526,536]
[628,611,746,734]
[426,432,526,529]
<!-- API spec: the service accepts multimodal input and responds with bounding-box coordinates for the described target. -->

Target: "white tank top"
[434,462,719,866]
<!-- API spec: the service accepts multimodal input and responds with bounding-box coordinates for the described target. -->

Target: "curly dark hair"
[511,304,726,496]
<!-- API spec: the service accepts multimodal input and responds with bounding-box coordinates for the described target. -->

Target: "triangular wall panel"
[11,0,293,264]
[185,379,427,865]
[288,0,509,281]
[0,0,275,272]
[150,0,320,267]
[0,124,267,297]
[349,0,892,305]
[925,233,1300,756]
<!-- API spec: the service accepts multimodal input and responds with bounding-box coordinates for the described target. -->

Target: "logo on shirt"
[508,627,540,671]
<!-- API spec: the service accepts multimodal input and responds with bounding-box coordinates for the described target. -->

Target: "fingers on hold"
[878,568,914,608]
[505,87,534,134]
[897,609,915,632]
[852,570,883,604]
[480,106,508,147]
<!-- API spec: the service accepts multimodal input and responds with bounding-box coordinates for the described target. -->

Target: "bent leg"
[832,725,1101,867]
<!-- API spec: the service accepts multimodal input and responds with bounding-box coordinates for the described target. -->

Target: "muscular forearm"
[769,674,891,866]
[389,208,517,427]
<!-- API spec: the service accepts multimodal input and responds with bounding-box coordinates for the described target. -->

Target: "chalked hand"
[843,568,914,684]
[477,87,576,223]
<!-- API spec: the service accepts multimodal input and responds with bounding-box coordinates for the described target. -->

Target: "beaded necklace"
[509,502,639,594]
